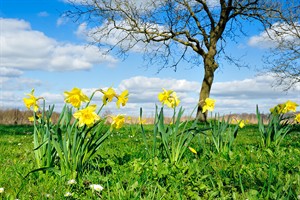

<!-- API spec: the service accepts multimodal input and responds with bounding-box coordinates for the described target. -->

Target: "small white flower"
[18,143,21,146]
[297,194,300,200]
[90,184,104,192]
[64,192,72,197]
[0,188,4,193]
[45,194,51,198]
[67,179,77,185]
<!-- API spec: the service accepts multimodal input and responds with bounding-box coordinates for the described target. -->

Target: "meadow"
[0,122,300,199]
[1,88,300,199]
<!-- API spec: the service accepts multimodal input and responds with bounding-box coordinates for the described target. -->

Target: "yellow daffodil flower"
[202,98,216,113]
[158,88,173,103]
[101,87,117,105]
[283,100,298,113]
[116,90,129,108]
[64,88,89,108]
[188,147,197,154]
[166,92,180,108]
[295,113,300,123]
[231,118,248,128]
[239,120,246,128]
[158,88,180,108]
[23,89,40,112]
[111,114,125,129]
[73,105,100,127]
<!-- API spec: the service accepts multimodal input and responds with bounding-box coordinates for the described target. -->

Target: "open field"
[1,123,300,199]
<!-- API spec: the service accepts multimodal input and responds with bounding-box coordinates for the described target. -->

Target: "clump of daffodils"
[64,87,128,128]
[270,100,298,114]
[23,87,129,180]
[270,100,299,123]
[24,87,129,129]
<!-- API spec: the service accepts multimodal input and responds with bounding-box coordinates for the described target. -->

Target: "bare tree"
[263,3,300,90]
[65,0,292,121]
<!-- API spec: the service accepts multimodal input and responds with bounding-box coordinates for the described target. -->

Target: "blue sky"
[1,0,299,117]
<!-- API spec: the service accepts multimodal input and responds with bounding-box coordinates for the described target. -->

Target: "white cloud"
[248,32,276,49]
[211,74,300,113]
[0,77,42,91]
[206,0,219,7]
[63,0,164,10]
[0,67,23,77]
[56,14,69,26]
[0,18,117,72]
[248,22,300,49]
[75,22,88,38]
[83,20,168,53]
[119,76,200,107]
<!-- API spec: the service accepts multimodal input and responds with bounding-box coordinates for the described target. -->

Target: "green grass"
[0,124,300,199]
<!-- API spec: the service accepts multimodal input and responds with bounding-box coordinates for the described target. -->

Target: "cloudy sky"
[1,0,299,117]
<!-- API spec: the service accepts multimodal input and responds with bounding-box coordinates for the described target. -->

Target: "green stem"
[97,104,105,115]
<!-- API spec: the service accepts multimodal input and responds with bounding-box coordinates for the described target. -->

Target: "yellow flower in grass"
[138,117,146,125]
[23,89,40,112]
[28,116,35,122]
[111,114,125,129]
[158,88,180,108]
[295,113,300,123]
[102,87,117,105]
[239,120,246,128]
[116,90,129,108]
[188,147,197,155]
[73,105,100,127]
[64,87,89,108]
[202,98,216,113]
[232,119,248,128]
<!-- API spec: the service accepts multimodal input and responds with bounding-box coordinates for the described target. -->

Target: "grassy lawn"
[0,124,300,199]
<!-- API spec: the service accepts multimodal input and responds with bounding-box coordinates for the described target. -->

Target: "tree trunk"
[196,54,218,121]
